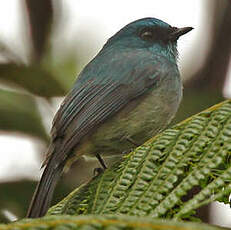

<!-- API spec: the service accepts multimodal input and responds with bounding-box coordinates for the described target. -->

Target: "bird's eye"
[140,29,154,41]
[171,27,178,31]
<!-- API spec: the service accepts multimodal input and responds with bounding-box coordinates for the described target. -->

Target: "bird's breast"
[76,72,182,157]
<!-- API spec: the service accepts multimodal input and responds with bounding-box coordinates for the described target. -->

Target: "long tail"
[26,154,64,218]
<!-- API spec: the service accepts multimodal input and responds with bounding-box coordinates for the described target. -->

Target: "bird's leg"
[95,153,107,169]
[126,137,139,147]
[93,167,104,177]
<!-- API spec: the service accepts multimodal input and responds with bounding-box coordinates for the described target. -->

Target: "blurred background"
[0,0,231,226]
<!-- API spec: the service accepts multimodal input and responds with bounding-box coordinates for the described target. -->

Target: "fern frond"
[1,215,228,230]
[48,100,231,220]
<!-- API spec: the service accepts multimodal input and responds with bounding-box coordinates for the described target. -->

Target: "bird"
[27,17,193,218]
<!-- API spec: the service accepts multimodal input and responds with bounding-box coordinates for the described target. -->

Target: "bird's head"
[103,17,193,61]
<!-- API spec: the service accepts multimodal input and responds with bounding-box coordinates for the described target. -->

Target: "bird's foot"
[93,167,105,177]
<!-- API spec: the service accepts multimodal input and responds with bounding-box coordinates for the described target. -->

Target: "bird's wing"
[47,56,173,166]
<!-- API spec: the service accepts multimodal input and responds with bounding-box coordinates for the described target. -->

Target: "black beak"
[169,27,193,41]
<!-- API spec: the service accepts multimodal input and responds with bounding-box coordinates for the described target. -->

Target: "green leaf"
[0,89,48,141]
[41,50,79,91]
[48,100,231,220]
[0,63,66,97]
[0,215,228,230]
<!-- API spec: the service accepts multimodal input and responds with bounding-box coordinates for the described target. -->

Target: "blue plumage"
[27,17,193,218]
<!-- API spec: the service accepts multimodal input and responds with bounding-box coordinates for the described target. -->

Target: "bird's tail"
[26,151,64,218]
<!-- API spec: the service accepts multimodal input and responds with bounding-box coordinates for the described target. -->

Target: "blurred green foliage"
[0,0,79,222]
[0,89,48,140]
[0,63,66,98]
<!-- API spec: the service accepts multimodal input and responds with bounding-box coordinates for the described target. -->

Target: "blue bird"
[27,17,192,218]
